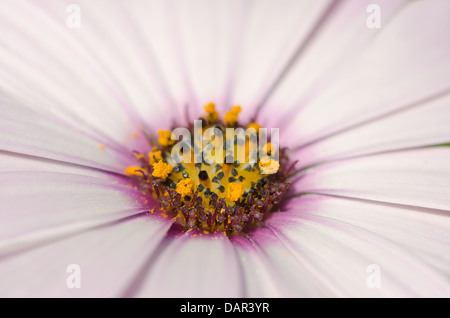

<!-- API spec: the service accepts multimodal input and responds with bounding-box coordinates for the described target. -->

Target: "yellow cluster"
[176,178,195,197]
[247,122,261,131]
[204,102,219,123]
[224,105,241,126]
[124,166,144,176]
[148,149,162,165]
[226,183,245,202]
[259,156,280,174]
[158,130,175,147]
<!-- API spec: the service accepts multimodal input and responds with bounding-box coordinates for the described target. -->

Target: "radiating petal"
[0,215,172,297]
[261,0,450,149]
[231,232,326,297]
[266,203,450,297]
[290,91,450,168]
[0,97,137,172]
[282,195,450,276]
[0,0,172,145]
[135,232,243,297]
[0,170,151,243]
[0,151,114,178]
[233,0,334,120]
[292,147,450,211]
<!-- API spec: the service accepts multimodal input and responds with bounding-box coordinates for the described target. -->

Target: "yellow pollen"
[151,160,173,180]
[259,156,280,174]
[262,142,272,155]
[98,144,104,150]
[247,122,261,131]
[204,102,216,113]
[224,105,241,126]
[158,130,175,147]
[148,150,162,165]
[135,153,144,159]
[204,102,219,123]
[176,178,195,197]
[226,182,245,202]
[124,166,144,176]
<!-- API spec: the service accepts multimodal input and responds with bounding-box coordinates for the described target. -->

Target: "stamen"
[124,166,145,176]
[158,130,175,147]
[176,178,195,197]
[247,122,261,131]
[259,156,280,174]
[224,105,241,126]
[148,150,162,165]
[204,102,219,123]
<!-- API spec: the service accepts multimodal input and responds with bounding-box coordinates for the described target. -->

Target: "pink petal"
[135,232,243,297]
[292,147,450,211]
[266,202,450,297]
[231,231,325,297]
[282,195,450,276]
[262,0,450,148]
[0,0,171,143]
[0,170,151,242]
[294,147,450,211]
[291,92,450,168]
[0,98,137,172]
[0,215,172,297]
[234,0,334,120]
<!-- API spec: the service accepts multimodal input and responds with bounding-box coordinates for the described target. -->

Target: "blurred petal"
[135,232,243,297]
[292,147,450,211]
[267,204,450,297]
[0,215,172,297]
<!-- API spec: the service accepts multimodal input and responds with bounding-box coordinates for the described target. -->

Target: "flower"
[0,0,450,298]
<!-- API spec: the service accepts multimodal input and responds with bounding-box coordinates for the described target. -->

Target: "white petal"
[233,0,334,120]
[282,195,450,276]
[0,215,172,297]
[290,92,450,168]
[293,147,450,211]
[231,232,325,297]
[0,98,137,172]
[135,232,243,297]
[267,203,450,297]
[0,170,151,243]
[263,0,450,148]
[0,0,172,143]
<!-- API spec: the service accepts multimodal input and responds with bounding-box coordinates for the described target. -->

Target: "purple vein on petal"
[287,143,450,180]
[230,232,287,297]
[119,233,174,298]
[285,193,450,218]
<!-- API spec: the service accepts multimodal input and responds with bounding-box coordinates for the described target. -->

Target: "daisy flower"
[1,0,450,298]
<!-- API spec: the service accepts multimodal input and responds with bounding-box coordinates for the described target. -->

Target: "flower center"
[125,103,292,236]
